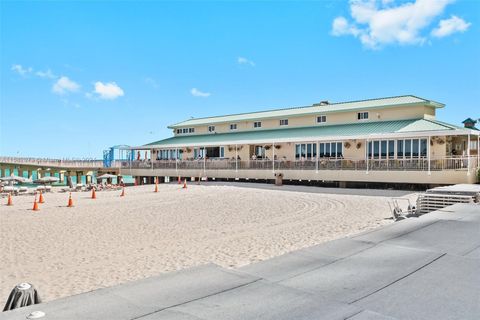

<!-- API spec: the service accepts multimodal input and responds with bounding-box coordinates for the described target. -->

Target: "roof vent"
[319,101,330,106]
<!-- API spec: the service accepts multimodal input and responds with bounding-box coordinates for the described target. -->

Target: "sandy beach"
[0,183,415,306]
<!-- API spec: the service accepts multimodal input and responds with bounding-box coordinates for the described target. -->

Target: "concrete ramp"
[1,203,479,320]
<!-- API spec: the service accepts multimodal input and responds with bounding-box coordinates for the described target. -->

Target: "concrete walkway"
[2,203,479,320]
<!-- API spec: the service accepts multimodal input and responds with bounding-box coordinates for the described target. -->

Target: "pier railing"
[0,157,106,168]
[121,156,479,172]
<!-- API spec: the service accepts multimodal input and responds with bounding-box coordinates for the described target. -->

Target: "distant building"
[121,95,480,186]
[462,118,479,130]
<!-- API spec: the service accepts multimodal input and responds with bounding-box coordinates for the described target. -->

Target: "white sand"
[0,183,415,306]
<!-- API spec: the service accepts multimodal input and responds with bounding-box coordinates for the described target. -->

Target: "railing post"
[203,146,206,173]
[315,141,319,173]
[366,139,369,174]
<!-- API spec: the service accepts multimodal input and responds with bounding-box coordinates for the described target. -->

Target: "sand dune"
[0,183,415,306]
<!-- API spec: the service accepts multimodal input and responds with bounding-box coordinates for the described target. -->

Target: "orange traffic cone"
[7,193,13,206]
[120,187,125,197]
[32,195,39,211]
[91,188,96,199]
[38,191,45,204]
[182,179,187,189]
[177,176,181,184]
[67,193,74,207]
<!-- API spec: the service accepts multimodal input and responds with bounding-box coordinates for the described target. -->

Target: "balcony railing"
[121,156,479,172]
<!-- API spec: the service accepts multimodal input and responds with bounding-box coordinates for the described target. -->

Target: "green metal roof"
[168,95,445,128]
[146,118,461,148]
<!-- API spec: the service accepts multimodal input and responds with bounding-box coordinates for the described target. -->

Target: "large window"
[396,138,428,159]
[158,149,182,160]
[295,143,317,160]
[368,139,397,159]
[319,142,343,158]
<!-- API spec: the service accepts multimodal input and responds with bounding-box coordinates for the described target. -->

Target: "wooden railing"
[122,156,479,172]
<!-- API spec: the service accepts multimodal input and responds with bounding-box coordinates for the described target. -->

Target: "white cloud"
[191,88,211,97]
[145,77,159,89]
[52,76,80,95]
[36,69,56,79]
[93,81,124,100]
[331,0,469,49]
[237,57,255,66]
[431,15,471,37]
[11,64,32,76]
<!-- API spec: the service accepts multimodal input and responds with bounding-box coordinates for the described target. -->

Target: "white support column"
[175,148,178,172]
[477,135,479,168]
[316,141,319,173]
[467,134,471,175]
[203,146,206,173]
[272,142,275,173]
[427,136,431,175]
[235,144,238,172]
[366,139,369,174]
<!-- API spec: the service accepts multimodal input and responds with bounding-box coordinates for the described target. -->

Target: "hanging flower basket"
[185,147,192,153]
[274,145,281,150]
[344,141,351,149]
[356,142,362,149]
[437,139,445,145]
[264,145,271,150]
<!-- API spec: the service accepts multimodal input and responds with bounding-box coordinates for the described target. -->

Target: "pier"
[0,157,120,185]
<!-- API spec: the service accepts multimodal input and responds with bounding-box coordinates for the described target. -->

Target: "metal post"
[235,144,238,172]
[467,134,471,175]
[316,141,319,173]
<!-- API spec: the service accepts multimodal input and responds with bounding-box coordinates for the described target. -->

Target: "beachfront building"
[121,95,480,186]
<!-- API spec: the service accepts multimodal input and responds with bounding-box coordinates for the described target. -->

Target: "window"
[318,142,343,159]
[405,140,412,157]
[280,119,289,126]
[189,128,195,133]
[470,141,479,150]
[316,115,327,123]
[253,121,262,128]
[178,128,194,134]
[295,143,317,160]
[230,124,237,130]
[388,140,395,158]
[357,112,369,120]
[208,126,215,132]
[176,129,182,134]
[397,140,404,158]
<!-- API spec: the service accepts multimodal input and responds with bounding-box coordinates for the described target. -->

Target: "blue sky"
[1,0,479,158]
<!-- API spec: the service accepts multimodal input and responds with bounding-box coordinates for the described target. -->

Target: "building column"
[18,168,24,178]
[316,141,319,173]
[76,172,82,185]
[37,169,42,179]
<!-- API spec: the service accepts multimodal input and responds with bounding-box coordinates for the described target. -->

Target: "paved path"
[1,203,479,320]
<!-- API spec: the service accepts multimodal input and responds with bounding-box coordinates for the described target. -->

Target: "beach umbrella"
[0,176,25,186]
[33,176,60,184]
[0,176,26,183]
[96,173,119,180]
[3,283,42,311]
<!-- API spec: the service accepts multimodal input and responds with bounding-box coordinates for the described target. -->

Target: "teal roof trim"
[168,95,445,128]
[146,118,460,147]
